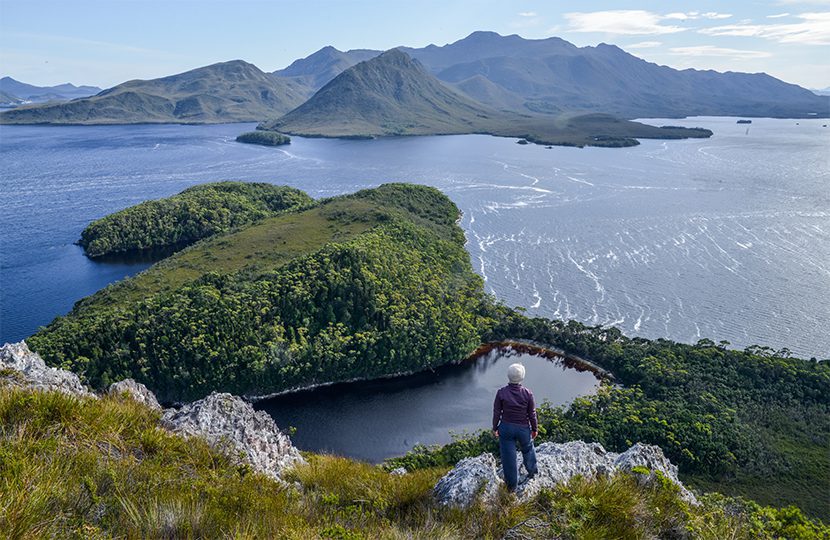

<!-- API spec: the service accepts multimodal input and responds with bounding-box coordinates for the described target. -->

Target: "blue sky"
[1,0,828,89]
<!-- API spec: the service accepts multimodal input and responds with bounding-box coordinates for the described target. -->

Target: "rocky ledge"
[0,341,92,397]
[1,341,303,480]
[162,392,305,480]
[434,440,697,508]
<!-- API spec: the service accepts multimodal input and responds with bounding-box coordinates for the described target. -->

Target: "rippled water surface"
[1,118,828,357]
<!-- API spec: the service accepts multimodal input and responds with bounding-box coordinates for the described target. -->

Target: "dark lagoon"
[254,344,602,462]
[1,117,828,359]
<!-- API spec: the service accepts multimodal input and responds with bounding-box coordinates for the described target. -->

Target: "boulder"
[161,392,304,480]
[108,378,161,410]
[0,341,92,397]
[435,441,698,508]
[389,467,408,476]
[433,453,501,507]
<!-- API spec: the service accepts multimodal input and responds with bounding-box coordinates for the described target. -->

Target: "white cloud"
[669,45,773,59]
[767,12,791,18]
[700,12,830,45]
[564,10,686,35]
[626,41,663,49]
[518,11,537,17]
[666,11,732,20]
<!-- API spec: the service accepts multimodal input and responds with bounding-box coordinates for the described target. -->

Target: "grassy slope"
[2,384,825,539]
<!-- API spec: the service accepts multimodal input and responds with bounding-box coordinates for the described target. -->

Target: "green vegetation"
[78,182,313,257]
[3,385,826,539]
[236,130,291,146]
[388,313,830,520]
[33,184,491,402]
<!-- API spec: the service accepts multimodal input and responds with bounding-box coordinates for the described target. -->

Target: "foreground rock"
[108,378,162,410]
[434,441,697,508]
[161,392,305,480]
[0,341,92,397]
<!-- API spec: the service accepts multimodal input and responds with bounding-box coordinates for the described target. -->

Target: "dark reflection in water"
[87,243,188,265]
[255,346,601,463]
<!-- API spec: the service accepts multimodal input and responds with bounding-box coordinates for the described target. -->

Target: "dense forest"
[28,181,829,521]
[32,184,492,402]
[78,182,313,257]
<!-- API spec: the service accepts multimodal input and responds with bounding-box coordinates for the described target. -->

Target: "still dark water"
[1,118,828,358]
[255,345,600,462]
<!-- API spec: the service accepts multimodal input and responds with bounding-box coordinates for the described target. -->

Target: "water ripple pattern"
[1,117,828,358]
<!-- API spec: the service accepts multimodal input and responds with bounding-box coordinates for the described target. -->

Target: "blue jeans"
[498,422,538,490]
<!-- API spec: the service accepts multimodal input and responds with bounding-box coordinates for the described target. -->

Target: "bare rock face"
[161,392,304,480]
[433,453,501,507]
[0,341,92,397]
[108,378,161,410]
[436,441,697,508]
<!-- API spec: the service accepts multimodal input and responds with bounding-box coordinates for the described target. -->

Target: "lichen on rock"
[108,378,162,410]
[0,341,92,397]
[435,440,698,508]
[161,392,305,480]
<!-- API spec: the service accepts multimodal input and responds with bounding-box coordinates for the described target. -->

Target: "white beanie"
[507,363,525,384]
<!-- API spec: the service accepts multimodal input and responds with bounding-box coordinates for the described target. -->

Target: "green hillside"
[79,182,312,258]
[31,184,491,402]
[0,61,311,125]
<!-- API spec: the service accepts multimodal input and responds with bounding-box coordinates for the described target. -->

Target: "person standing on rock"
[492,362,538,492]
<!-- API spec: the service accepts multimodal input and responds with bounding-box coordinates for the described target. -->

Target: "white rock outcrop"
[435,441,697,508]
[0,341,92,397]
[108,378,162,410]
[433,453,502,507]
[161,392,305,480]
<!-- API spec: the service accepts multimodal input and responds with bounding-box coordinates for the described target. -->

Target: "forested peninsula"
[78,182,312,257]
[29,182,829,521]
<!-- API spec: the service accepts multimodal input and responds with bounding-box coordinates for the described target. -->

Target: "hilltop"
[260,49,712,147]
[0,61,310,124]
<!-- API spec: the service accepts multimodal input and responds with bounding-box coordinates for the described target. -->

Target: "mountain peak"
[260,45,497,137]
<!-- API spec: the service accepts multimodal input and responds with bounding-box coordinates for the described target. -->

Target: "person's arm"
[527,390,538,436]
[492,390,502,435]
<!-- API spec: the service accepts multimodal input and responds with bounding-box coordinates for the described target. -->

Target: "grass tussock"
[1,385,827,539]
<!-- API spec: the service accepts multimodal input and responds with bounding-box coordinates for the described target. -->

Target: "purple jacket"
[493,383,538,432]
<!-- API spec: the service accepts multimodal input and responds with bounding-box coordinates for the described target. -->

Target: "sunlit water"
[255,345,601,462]
[1,117,828,358]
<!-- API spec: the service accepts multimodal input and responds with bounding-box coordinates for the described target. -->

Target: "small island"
[236,130,291,146]
[737,119,752,124]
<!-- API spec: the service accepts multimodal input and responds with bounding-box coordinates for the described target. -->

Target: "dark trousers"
[498,422,538,490]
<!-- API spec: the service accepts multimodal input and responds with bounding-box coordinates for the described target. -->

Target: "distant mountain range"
[0,77,102,104]
[0,61,308,124]
[1,31,826,126]
[273,31,828,119]
[262,49,713,148]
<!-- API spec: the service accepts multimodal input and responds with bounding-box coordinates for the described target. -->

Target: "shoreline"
[245,339,612,403]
